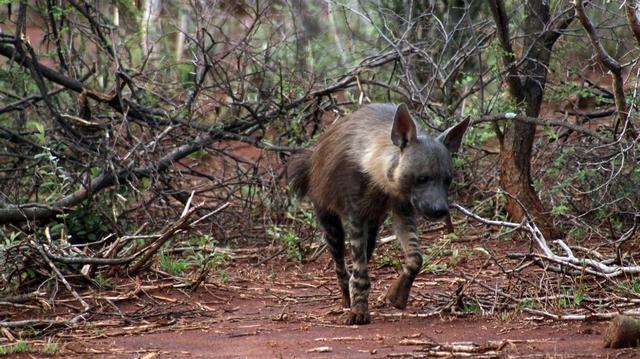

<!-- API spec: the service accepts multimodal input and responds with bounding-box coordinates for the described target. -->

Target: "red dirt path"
[57,236,639,359]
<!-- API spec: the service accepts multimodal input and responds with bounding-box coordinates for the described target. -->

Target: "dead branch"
[34,238,91,312]
[127,197,200,274]
[453,203,640,278]
[523,307,640,321]
[575,0,634,137]
[0,133,220,224]
[0,43,413,226]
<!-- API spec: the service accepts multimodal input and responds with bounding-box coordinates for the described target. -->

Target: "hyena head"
[390,104,470,219]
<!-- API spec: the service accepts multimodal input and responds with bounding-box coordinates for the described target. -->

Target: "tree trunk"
[141,0,162,66]
[490,0,571,240]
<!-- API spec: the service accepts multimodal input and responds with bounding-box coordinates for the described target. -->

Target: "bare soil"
[38,229,637,359]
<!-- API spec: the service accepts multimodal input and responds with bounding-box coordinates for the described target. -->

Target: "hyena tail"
[287,150,311,197]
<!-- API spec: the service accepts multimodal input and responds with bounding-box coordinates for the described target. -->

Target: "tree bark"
[489,0,572,240]
[625,1,640,46]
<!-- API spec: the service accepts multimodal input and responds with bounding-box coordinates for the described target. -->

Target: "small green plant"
[517,298,537,310]
[559,296,570,309]
[287,205,317,230]
[1,231,20,246]
[375,248,401,269]
[219,270,230,283]
[424,263,448,274]
[574,289,585,306]
[559,287,586,308]
[159,252,190,276]
[568,226,586,241]
[268,225,305,262]
[185,235,230,271]
[0,340,31,355]
[500,312,510,321]
[424,242,450,258]
[551,204,570,215]
[42,340,59,355]
[542,125,557,140]
[33,150,72,203]
[462,301,480,314]
[91,272,112,290]
[12,341,29,353]
[52,188,129,243]
[265,201,320,263]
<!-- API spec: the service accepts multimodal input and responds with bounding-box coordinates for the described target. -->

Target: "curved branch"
[575,0,633,137]
[474,113,608,142]
[0,43,146,121]
[543,6,575,46]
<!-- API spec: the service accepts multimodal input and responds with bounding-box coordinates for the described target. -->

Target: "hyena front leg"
[386,204,423,309]
[345,216,372,325]
[317,210,350,308]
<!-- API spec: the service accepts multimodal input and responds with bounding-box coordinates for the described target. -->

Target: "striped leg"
[345,216,371,325]
[366,219,381,263]
[317,211,350,308]
[386,204,422,309]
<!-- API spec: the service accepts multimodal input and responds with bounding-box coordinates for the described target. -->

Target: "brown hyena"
[289,103,469,325]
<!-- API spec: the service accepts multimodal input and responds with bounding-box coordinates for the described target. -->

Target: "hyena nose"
[430,207,449,219]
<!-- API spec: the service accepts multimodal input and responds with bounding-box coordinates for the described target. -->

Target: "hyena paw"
[386,290,409,309]
[344,310,370,325]
[386,276,412,309]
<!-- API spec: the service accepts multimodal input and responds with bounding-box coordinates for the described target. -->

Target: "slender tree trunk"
[489,0,572,240]
[141,0,162,66]
[175,9,189,63]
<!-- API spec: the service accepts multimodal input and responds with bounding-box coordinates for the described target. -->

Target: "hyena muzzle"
[288,103,469,325]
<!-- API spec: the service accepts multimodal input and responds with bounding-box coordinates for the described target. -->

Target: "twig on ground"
[453,203,640,278]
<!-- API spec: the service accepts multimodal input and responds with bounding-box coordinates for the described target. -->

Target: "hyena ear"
[437,116,471,153]
[391,104,417,150]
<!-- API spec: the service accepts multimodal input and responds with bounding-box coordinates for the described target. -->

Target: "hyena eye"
[416,175,431,184]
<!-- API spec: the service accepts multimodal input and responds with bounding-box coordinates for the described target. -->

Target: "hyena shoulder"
[304,104,399,214]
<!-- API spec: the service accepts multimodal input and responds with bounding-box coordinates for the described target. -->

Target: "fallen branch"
[523,307,640,321]
[127,193,200,274]
[453,203,640,278]
[35,234,91,312]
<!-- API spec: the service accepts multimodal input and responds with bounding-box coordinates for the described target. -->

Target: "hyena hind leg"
[317,210,350,308]
[345,217,373,325]
[386,206,423,310]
